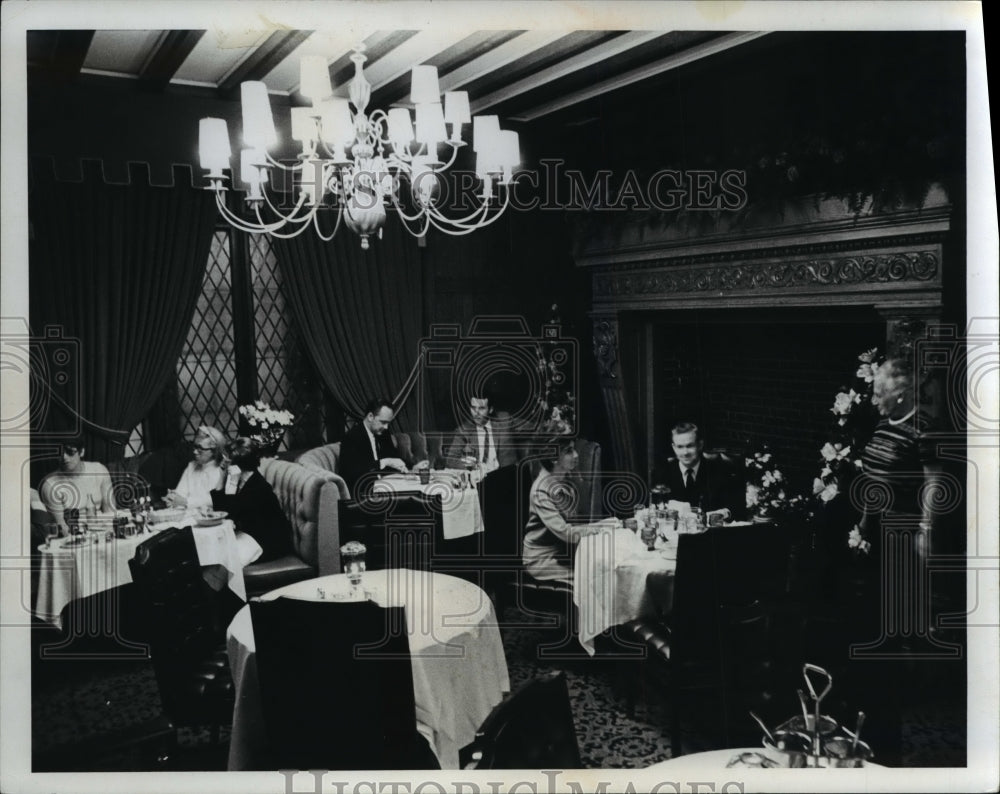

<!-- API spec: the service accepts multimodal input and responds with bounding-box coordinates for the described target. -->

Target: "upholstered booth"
[296,442,343,480]
[246,458,346,595]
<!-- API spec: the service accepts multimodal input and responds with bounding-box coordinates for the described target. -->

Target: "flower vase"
[752,514,776,524]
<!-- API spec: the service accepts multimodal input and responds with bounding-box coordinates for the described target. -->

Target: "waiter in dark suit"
[444,393,519,471]
[655,421,744,521]
[339,398,418,496]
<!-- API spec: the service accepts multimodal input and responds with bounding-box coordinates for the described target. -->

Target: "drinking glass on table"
[341,541,367,595]
[44,523,60,549]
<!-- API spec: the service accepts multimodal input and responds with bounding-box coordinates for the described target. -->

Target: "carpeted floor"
[30,605,966,772]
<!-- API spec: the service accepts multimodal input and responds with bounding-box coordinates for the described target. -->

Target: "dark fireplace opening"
[634,307,885,495]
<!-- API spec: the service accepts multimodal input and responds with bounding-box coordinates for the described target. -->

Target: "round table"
[226,568,510,770]
[33,516,252,626]
[646,746,885,770]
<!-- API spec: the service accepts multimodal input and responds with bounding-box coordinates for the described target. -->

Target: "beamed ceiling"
[26,28,770,125]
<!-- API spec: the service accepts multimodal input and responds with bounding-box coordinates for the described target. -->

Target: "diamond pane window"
[175,231,239,440]
[124,423,145,457]
[250,234,300,451]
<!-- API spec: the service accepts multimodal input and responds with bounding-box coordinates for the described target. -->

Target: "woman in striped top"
[859,358,941,557]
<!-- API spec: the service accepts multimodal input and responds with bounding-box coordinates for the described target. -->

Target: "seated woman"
[522,437,602,584]
[210,437,292,564]
[164,425,228,511]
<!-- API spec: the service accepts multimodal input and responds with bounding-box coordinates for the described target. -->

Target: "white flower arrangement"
[745,449,810,520]
[239,400,294,448]
[848,525,871,555]
[811,347,882,552]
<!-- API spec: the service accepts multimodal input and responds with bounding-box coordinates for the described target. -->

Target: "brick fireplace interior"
[621,306,885,493]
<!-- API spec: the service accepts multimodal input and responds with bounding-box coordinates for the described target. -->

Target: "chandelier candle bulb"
[290,107,317,146]
[387,107,414,149]
[415,102,448,147]
[299,55,332,102]
[410,64,441,104]
[318,98,354,147]
[444,91,471,136]
[240,81,278,150]
[198,118,231,175]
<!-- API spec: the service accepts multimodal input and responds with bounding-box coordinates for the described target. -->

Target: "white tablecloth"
[373,472,484,540]
[573,526,678,655]
[226,568,510,770]
[645,746,885,770]
[33,515,254,626]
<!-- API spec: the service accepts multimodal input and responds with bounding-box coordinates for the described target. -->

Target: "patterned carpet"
[30,607,966,771]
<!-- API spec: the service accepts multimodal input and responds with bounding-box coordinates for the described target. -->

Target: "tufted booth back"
[258,458,333,568]
[297,442,342,480]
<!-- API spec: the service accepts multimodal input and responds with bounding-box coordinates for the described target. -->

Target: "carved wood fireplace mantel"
[577,188,954,475]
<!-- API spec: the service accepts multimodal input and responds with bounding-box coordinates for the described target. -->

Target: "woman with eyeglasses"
[164,425,229,510]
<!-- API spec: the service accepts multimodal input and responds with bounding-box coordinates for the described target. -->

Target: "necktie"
[685,469,695,493]
[483,425,493,464]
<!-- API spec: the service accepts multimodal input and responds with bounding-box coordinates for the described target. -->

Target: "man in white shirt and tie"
[444,393,519,471]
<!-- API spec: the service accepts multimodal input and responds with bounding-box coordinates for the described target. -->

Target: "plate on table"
[58,536,91,549]
[195,511,228,528]
[150,507,185,525]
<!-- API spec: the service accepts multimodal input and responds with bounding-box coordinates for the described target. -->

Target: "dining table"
[372,470,484,540]
[226,567,510,771]
[645,746,886,770]
[33,510,259,627]
[573,520,753,655]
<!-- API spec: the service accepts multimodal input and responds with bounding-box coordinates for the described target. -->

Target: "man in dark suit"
[443,393,520,471]
[654,421,744,521]
[339,398,416,496]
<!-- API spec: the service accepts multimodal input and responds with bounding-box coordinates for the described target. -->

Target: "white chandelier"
[197,46,521,249]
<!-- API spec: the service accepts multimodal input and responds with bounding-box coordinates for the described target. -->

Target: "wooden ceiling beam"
[509,31,770,121]
[219,30,314,97]
[138,30,205,91]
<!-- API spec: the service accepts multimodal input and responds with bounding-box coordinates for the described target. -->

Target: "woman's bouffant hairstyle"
[227,437,261,470]
[538,436,577,472]
[195,425,229,465]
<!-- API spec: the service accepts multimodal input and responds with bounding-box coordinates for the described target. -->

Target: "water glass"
[341,541,367,590]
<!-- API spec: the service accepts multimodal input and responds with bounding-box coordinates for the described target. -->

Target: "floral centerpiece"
[810,348,883,553]
[238,400,294,452]
[745,448,811,523]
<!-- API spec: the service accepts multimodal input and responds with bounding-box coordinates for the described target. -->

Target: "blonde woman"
[164,425,228,510]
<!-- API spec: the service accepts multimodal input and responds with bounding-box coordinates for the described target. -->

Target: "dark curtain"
[273,219,424,430]
[29,161,217,464]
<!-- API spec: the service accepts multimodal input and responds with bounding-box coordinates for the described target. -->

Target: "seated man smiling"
[653,421,744,522]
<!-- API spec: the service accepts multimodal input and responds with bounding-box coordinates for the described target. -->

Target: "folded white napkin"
[667,499,693,515]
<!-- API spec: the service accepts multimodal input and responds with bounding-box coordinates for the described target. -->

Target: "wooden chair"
[459,671,581,769]
[619,524,789,755]
[249,597,439,770]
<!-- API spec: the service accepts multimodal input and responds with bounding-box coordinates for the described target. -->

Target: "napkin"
[667,499,693,515]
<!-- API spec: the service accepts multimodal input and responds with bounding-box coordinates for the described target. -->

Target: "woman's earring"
[897,396,904,404]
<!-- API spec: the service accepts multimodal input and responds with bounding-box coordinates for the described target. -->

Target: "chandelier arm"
[423,205,506,237]
[263,152,306,173]
[312,204,344,242]
[390,207,433,240]
[261,186,315,225]
[215,192,288,234]
[433,143,462,172]
[421,186,512,228]
[253,202,323,239]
